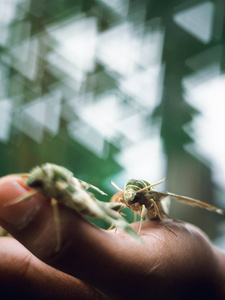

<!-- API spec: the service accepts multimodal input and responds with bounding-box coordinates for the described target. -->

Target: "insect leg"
[107,223,114,231]
[156,201,171,218]
[107,196,127,231]
[149,199,178,236]
[107,199,125,231]
[114,198,132,211]
[78,179,107,196]
[51,198,62,252]
[133,211,137,222]
[156,201,184,223]
[138,205,146,234]
[105,199,126,212]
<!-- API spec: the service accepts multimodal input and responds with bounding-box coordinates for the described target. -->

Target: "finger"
[0,176,139,293]
[0,176,114,260]
[0,176,223,299]
[110,191,124,202]
[0,176,56,258]
[0,237,104,299]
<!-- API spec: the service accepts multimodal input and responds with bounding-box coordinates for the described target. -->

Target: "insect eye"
[124,190,136,203]
[28,179,44,189]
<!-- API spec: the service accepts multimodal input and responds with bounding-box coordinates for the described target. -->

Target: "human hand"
[0,175,224,300]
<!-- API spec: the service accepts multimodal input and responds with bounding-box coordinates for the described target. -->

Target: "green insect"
[5,163,141,251]
[111,178,223,235]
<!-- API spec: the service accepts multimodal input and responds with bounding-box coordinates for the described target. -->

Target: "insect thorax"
[26,163,74,198]
[124,179,151,206]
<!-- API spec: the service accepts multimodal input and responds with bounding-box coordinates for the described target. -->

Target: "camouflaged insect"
[6,163,141,251]
[111,178,223,235]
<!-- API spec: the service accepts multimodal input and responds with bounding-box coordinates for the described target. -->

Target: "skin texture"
[0,175,224,299]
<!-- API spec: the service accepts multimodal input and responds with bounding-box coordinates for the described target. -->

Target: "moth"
[5,163,141,251]
[111,178,223,235]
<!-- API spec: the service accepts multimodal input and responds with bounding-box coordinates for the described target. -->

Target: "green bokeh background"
[0,0,224,243]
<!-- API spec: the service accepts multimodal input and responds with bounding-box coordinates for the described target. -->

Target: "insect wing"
[99,203,143,242]
[151,191,223,215]
[75,191,141,241]
[161,196,171,215]
[166,192,223,214]
[150,190,169,202]
[96,200,126,212]
[78,179,107,196]
[60,184,99,215]
[59,182,142,242]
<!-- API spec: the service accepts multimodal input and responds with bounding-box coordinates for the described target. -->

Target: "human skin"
[0,175,224,299]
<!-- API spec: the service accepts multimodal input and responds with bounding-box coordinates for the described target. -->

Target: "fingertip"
[0,175,28,190]
[0,177,41,231]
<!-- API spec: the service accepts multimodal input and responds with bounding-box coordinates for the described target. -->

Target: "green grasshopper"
[5,163,141,251]
[111,178,223,235]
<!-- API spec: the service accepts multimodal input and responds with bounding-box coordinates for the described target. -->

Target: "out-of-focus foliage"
[0,0,224,241]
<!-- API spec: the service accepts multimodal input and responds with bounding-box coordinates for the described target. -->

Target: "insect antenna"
[3,190,38,206]
[136,178,166,194]
[111,181,124,192]
[9,173,29,179]
[17,173,30,177]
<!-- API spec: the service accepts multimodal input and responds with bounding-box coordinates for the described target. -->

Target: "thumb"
[0,176,106,299]
[0,175,110,259]
[0,175,131,287]
[0,175,59,258]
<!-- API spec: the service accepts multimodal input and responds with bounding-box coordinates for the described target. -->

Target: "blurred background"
[0,0,224,249]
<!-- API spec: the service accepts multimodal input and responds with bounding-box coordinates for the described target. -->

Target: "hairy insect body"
[7,163,141,251]
[124,180,149,204]
[27,164,73,198]
[124,179,158,217]
[27,164,125,220]
[111,177,223,235]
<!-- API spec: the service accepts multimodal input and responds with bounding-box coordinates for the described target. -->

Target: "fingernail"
[0,181,40,229]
